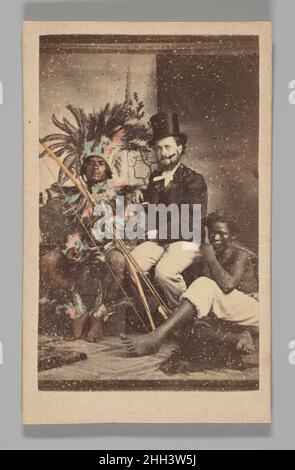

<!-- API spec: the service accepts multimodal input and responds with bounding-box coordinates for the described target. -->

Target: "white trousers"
[131,241,201,308]
[182,276,259,328]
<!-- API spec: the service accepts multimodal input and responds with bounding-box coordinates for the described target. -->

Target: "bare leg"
[86,249,126,343]
[86,317,104,343]
[120,299,195,356]
[41,248,81,290]
[120,303,257,357]
[102,249,126,303]
[64,311,90,341]
[41,248,89,340]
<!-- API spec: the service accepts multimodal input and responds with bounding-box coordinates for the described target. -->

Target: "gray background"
[0,0,293,450]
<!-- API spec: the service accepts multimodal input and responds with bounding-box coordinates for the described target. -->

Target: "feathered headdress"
[40,98,152,184]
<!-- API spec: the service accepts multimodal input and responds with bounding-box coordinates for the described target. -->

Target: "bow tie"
[153,173,173,188]
[153,173,167,182]
[153,165,179,188]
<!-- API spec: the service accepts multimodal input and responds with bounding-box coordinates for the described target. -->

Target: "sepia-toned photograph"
[23,22,271,423]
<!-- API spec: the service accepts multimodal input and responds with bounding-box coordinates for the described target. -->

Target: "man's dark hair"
[151,135,186,154]
[205,211,239,236]
[175,135,186,154]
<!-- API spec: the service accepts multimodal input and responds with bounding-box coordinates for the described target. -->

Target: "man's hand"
[200,227,215,259]
[146,229,158,240]
[200,242,215,259]
[204,225,210,244]
[131,189,144,204]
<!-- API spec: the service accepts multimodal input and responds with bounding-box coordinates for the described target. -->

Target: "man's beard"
[159,152,181,171]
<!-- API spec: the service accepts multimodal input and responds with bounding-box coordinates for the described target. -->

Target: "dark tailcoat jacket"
[142,163,208,243]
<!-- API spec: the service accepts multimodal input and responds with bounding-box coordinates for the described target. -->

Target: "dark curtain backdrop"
[157,54,259,251]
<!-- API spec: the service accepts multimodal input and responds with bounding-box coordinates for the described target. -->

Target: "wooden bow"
[40,142,170,331]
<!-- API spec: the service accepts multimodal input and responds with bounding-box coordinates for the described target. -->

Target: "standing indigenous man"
[40,103,151,342]
[131,112,208,309]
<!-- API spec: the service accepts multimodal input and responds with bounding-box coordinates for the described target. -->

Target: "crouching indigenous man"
[40,103,143,343]
[131,112,208,309]
[121,211,259,357]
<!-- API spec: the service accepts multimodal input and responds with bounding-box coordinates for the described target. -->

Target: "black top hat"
[149,112,187,146]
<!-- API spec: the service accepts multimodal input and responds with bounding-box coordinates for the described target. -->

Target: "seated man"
[121,211,259,357]
[131,112,207,309]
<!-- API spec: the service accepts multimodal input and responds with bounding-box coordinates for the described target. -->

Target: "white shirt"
[153,162,180,188]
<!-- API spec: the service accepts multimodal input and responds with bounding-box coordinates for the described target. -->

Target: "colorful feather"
[101,128,125,158]
[40,98,151,182]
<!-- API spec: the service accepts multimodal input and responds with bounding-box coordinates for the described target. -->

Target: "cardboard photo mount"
[23,21,272,424]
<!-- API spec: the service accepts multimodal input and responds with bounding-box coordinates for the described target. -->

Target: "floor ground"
[38,334,259,391]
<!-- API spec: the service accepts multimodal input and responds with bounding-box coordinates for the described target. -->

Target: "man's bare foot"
[236,330,255,354]
[86,317,104,343]
[64,311,89,341]
[120,332,161,357]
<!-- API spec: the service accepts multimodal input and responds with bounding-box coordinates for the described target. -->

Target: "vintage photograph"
[23,22,271,423]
